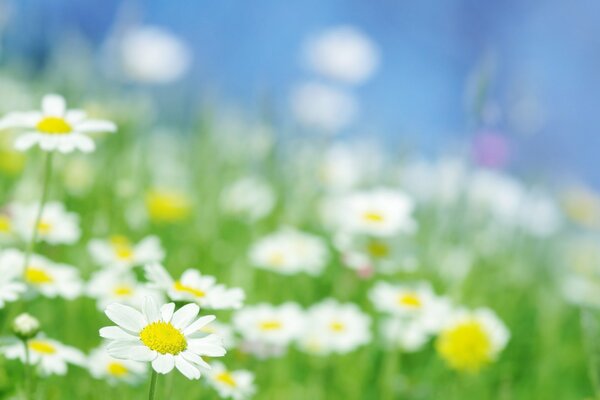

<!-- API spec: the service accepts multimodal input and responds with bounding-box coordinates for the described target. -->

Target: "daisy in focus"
[435,308,509,373]
[88,346,147,385]
[0,94,116,153]
[298,299,371,355]
[145,263,245,310]
[12,202,80,245]
[100,296,226,379]
[206,361,256,400]
[88,235,165,269]
[249,228,329,276]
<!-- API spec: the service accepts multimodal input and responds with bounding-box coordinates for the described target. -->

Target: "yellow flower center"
[25,267,53,284]
[36,117,72,135]
[363,211,384,223]
[145,190,192,223]
[367,241,389,258]
[398,293,422,308]
[113,285,133,297]
[259,320,282,331]
[29,340,56,354]
[37,221,52,234]
[110,236,134,261]
[329,321,345,332]
[106,361,129,377]
[436,320,492,372]
[173,281,205,298]
[0,215,11,233]
[215,371,237,387]
[139,321,187,355]
[268,252,285,266]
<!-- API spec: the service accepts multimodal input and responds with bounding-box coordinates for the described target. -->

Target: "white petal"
[187,335,226,357]
[99,326,137,340]
[152,354,175,374]
[181,351,210,369]
[65,109,87,124]
[42,94,66,116]
[171,303,199,329]
[183,315,216,336]
[14,133,39,151]
[143,296,161,323]
[75,119,116,133]
[174,356,201,380]
[73,134,95,153]
[160,303,175,322]
[105,303,146,332]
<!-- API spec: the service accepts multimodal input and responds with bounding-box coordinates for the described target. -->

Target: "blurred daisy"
[436,308,509,373]
[249,228,328,276]
[0,94,116,153]
[145,188,192,223]
[100,297,226,379]
[206,362,256,400]
[380,317,432,352]
[327,188,417,237]
[233,303,304,348]
[13,202,80,245]
[298,299,371,355]
[0,249,26,308]
[0,208,14,242]
[88,235,165,269]
[87,269,163,311]
[369,281,438,318]
[220,176,276,221]
[145,263,245,310]
[88,346,147,385]
[2,335,85,376]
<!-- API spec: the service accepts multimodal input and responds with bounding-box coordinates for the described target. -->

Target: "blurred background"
[1,0,599,185]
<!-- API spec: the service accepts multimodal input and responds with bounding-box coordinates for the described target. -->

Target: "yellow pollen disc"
[363,211,384,223]
[37,221,52,234]
[259,320,282,331]
[113,285,133,296]
[140,321,187,355]
[268,252,285,266]
[29,340,56,354]
[173,281,206,298]
[36,117,72,135]
[109,236,134,261]
[436,320,492,372]
[25,267,53,284]
[398,293,422,308]
[145,190,192,223]
[329,321,345,332]
[107,362,129,377]
[215,371,237,387]
[367,241,389,258]
[0,215,11,233]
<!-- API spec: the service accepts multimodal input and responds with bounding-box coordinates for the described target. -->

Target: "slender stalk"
[23,151,54,274]
[148,369,158,400]
[22,339,32,400]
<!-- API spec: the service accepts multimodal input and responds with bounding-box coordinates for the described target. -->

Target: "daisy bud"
[12,313,41,340]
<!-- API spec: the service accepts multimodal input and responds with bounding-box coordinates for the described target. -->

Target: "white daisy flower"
[1,335,85,376]
[380,317,432,353]
[0,250,82,299]
[100,296,226,380]
[0,94,116,153]
[326,188,417,237]
[13,202,80,245]
[0,249,26,308]
[436,308,510,373]
[145,263,245,310]
[220,176,276,221]
[87,269,163,311]
[232,303,304,349]
[298,299,371,355]
[206,361,256,400]
[88,346,147,385]
[369,281,439,320]
[249,228,328,276]
[88,235,165,270]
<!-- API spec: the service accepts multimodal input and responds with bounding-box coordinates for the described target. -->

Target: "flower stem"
[23,151,54,274]
[148,369,158,400]
[22,339,33,400]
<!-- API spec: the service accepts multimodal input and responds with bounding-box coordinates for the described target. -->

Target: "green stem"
[23,151,54,274]
[23,339,32,400]
[148,369,158,400]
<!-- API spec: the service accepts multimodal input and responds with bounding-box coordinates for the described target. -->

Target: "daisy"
[249,228,329,276]
[0,250,82,299]
[88,235,165,269]
[12,202,80,245]
[380,317,432,352]
[327,188,417,237]
[0,208,15,243]
[435,308,509,373]
[145,263,245,310]
[298,299,371,355]
[206,362,256,400]
[0,93,116,153]
[88,346,147,385]
[1,334,85,376]
[232,303,304,349]
[100,296,226,379]
[0,249,27,308]
[220,176,276,221]
[87,269,163,310]
[145,188,192,223]
[369,281,439,319]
